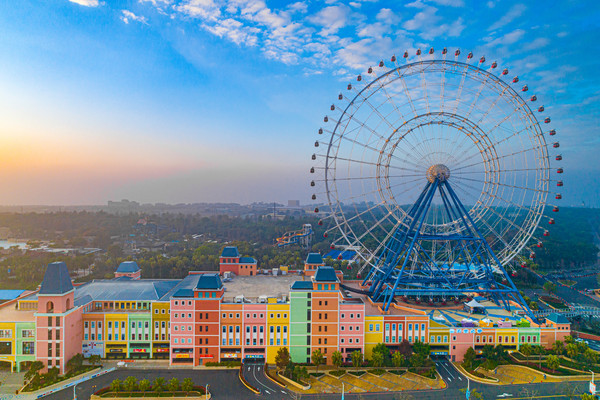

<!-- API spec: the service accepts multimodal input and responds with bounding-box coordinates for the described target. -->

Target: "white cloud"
[557,31,568,38]
[287,2,307,14]
[524,37,549,50]
[138,0,171,5]
[484,29,526,47]
[69,0,102,7]
[121,10,148,24]
[202,18,260,46]
[488,3,526,31]
[429,0,465,7]
[376,8,400,25]
[177,0,221,21]
[308,5,351,36]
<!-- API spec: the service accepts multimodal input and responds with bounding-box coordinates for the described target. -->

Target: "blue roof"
[221,247,240,258]
[291,281,313,290]
[74,294,93,307]
[239,256,257,264]
[546,313,570,324]
[324,250,357,261]
[306,253,323,264]
[39,262,74,295]
[0,290,26,300]
[173,289,194,298]
[116,261,140,273]
[195,274,223,290]
[314,266,339,282]
[73,279,179,301]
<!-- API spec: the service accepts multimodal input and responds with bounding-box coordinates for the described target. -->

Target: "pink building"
[242,304,267,360]
[170,296,195,364]
[339,302,365,361]
[35,262,83,373]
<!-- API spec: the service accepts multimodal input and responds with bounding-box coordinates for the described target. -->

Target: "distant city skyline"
[0,0,598,207]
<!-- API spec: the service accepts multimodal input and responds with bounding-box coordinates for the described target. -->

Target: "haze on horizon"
[0,0,598,207]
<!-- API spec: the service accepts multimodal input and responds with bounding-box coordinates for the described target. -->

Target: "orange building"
[311,267,340,364]
[219,247,258,276]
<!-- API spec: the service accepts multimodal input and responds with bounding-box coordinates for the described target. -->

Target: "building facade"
[0,256,571,372]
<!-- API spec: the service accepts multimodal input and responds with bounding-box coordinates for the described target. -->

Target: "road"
[242,362,291,398]
[41,368,243,400]
[36,362,594,400]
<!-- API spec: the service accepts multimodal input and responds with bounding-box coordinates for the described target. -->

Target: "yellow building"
[265,299,290,363]
[104,314,128,358]
[364,316,384,358]
[428,320,450,356]
[151,302,170,358]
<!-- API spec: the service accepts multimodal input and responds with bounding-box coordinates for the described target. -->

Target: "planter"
[276,371,311,390]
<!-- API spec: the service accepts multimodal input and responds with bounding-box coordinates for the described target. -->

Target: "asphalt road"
[42,368,244,400]
[37,363,594,400]
[242,363,291,399]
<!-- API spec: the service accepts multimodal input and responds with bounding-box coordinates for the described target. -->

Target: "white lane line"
[251,364,277,394]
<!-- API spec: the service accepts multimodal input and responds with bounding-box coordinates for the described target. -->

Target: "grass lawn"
[558,279,576,287]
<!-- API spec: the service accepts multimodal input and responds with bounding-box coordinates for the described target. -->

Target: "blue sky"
[0,0,598,206]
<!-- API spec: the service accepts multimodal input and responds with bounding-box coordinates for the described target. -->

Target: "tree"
[181,378,193,394]
[552,340,564,355]
[566,343,578,359]
[529,301,538,310]
[153,377,165,394]
[293,365,309,383]
[460,387,484,399]
[110,379,122,393]
[564,335,574,344]
[331,351,343,370]
[409,353,425,368]
[412,340,430,359]
[463,347,476,370]
[581,394,596,400]
[392,352,405,368]
[352,350,363,368]
[124,376,138,392]
[398,339,412,360]
[311,349,324,373]
[88,355,101,366]
[139,379,151,393]
[25,361,44,381]
[66,353,84,372]
[543,281,557,295]
[168,378,180,392]
[372,351,384,368]
[520,343,533,356]
[372,343,391,366]
[546,355,559,373]
[275,347,291,371]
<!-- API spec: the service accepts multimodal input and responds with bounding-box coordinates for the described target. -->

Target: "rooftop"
[0,290,26,300]
[305,253,323,265]
[196,274,223,290]
[546,313,570,324]
[222,274,300,302]
[314,266,339,282]
[73,279,180,302]
[0,302,36,322]
[239,256,257,264]
[39,262,74,295]
[116,261,140,273]
[221,246,240,258]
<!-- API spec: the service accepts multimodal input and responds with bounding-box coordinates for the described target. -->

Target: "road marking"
[281,390,287,393]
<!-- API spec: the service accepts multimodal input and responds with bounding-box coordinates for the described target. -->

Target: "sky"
[0,0,598,206]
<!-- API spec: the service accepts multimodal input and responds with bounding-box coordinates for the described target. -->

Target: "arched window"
[46,301,54,313]
[66,298,71,310]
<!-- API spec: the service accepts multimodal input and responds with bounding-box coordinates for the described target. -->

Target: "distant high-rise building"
[288,200,300,207]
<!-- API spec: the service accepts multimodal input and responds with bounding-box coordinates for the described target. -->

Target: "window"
[340,326,344,331]
[341,313,345,319]
[48,329,52,340]
[277,314,281,319]
[375,324,379,331]
[369,324,373,331]
[357,314,361,318]
[175,339,179,344]
[175,301,179,306]
[84,322,89,329]
[421,323,425,331]
[229,313,233,318]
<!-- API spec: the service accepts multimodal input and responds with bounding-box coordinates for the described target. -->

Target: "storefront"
[129,343,151,359]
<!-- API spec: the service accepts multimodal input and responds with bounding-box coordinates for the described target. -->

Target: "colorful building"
[219,247,258,276]
[0,260,572,372]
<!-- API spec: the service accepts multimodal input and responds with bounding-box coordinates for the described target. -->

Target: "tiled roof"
[306,253,323,264]
[195,274,223,290]
[314,266,339,282]
[239,256,257,264]
[291,281,313,290]
[546,313,570,324]
[39,262,74,295]
[173,289,194,298]
[116,261,140,273]
[221,247,240,258]
[73,279,179,301]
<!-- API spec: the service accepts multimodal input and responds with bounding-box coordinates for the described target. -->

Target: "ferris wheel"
[311,48,562,283]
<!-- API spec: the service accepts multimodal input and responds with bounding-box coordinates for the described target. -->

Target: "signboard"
[109,348,124,353]
[590,381,596,394]
[198,354,214,358]
[155,348,169,353]
[477,329,482,333]
[175,354,191,358]
[132,348,147,353]
[245,354,265,359]
[223,353,238,358]
[432,351,448,355]
[82,342,104,357]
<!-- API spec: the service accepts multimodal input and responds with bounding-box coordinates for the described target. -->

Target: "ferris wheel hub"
[426,164,450,183]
